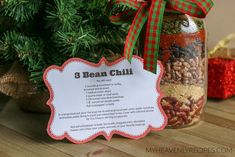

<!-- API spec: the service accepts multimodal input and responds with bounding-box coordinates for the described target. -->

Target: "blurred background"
[206,0,235,49]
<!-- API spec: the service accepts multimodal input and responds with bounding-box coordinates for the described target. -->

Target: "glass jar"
[158,13,207,128]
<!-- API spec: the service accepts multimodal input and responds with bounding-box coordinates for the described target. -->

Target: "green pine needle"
[0,31,19,61]
[54,27,96,57]
[46,0,81,32]
[2,0,42,23]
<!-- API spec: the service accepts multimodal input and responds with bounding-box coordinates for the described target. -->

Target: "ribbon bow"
[107,0,214,73]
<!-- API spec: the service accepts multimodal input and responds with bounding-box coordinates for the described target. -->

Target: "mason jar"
[157,12,207,128]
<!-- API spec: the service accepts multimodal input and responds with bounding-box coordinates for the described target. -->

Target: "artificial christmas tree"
[0,0,128,112]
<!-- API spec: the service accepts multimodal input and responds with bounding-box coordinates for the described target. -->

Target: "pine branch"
[2,0,42,23]
[54,27,96,57]
[75,0,107,12]
[15,36,45,86]
[15,36,44,67]
[0,31,46,87]
[46,0,81,32]
[0,31,19,61]
[0,0,129,90]
[47,0,127,59]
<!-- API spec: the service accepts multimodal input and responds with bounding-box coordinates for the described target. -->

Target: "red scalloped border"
[43,55,167,144]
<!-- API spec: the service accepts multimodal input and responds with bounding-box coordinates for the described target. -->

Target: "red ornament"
[208,58,235,99]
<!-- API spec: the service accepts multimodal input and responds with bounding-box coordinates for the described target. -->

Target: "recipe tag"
[43,55,167,144]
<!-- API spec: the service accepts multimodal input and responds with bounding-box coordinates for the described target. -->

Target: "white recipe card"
[43,55,167,144]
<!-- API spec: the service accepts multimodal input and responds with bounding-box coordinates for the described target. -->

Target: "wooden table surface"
[0,97,234,157]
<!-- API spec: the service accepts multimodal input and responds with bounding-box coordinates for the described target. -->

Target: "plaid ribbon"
[107,0,214,73]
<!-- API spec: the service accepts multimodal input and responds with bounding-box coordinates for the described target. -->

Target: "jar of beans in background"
[158,12,207,128]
